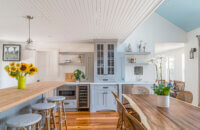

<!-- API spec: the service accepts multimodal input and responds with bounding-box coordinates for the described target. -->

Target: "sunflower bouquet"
[4,62,38,89]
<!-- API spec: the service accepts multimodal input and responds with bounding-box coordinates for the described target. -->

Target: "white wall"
[0,43,37,89]
[36,42,94,52]
[35,42,94,81]
[156,47,185,82]
[118,13,186,82]
[185,27,200,106]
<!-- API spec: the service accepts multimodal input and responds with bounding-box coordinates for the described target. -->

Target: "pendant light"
[25,15,35,50]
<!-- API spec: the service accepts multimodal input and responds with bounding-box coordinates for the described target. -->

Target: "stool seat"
[7,113,42,128]
[32,103,56,110]
[47,96,65,102]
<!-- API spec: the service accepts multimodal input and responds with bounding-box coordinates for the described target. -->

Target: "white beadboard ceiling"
[0,0,162,43]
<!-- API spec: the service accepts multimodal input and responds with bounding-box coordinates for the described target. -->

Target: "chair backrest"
[115,98,127,127]
[174,80,185,91]
[176,91,193,103]
[112,91,118,99]
[132,86,150,94]
[124,110,147,130]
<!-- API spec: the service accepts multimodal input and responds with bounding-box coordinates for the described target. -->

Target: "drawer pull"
[64,103,70,105]
[103,87,108,89]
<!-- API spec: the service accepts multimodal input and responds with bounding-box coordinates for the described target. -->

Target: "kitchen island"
[0,81,66,129]
[0,81,66,113]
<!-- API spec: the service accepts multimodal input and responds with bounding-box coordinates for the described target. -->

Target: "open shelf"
[59,62,84,66]
[59,52,87,55]
[124,52,151,55]
[127,62,149,65]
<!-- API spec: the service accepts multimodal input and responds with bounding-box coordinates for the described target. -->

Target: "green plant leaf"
[73,69,86,80]
[153,84,170,95]
[163,87,171,95]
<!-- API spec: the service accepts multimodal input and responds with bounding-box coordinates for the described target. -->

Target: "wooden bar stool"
[6,113,42,130]
[32,103,56,130]
[47,96,67,130]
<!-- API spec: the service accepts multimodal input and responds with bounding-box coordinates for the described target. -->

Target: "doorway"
[155,42,185,82]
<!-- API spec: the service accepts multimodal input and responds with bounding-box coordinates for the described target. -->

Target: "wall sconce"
[189,48,197,59]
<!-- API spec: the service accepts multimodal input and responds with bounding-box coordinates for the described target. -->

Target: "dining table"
[123,94,200,130]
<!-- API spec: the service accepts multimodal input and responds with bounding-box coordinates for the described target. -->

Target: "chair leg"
[46,110,51,130]
[36,121,41,130]
[31,125,34,130]
[62,101,67,129]
[22,127,27,130]
[7,127,12,130]
[44,110,51,130]
[51,108,56,129]
[58,102,63,130]
[117,118,120,128]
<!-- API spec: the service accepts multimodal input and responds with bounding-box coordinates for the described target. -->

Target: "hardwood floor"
[65,112,118,130]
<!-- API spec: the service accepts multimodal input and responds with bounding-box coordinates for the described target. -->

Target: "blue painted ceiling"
[156,0,200,32]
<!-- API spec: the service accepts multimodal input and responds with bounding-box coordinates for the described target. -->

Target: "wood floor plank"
[55,112,118,130]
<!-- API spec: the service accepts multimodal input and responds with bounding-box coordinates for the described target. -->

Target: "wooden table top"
[123,94,200,130]
[0,81,66,113]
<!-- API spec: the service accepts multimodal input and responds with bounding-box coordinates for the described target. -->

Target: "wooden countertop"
[0,81,66,113]
[123,94,200,130]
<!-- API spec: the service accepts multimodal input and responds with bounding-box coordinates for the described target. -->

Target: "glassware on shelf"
[126,43,132,52]
[143,42,147,52]
[137,40,143,52]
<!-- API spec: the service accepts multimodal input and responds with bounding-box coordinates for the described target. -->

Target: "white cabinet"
[90,84,118,112]
[94,39,118,82]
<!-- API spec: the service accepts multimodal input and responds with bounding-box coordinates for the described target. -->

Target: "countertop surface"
[0,81,66,113]
[64,81,154,85]
[0,81,153,113]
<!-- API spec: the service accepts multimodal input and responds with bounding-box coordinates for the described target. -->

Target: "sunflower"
[9,73,16,78]
[18,63,29,72]
[10,66,17,72]
[16,63,21,68]
[4,65,10,72]
[10,62,15,67]
[29,63,33,67]
[29,72,35,76]
[29,67,38,73]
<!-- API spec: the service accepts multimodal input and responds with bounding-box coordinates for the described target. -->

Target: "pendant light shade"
[25,15,35,50]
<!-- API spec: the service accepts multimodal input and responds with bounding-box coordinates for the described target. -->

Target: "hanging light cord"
[26,16,33,44]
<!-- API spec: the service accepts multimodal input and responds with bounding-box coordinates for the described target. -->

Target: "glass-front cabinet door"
[94,40,117,82]
[97,44,104,75]
[107,44,115,75]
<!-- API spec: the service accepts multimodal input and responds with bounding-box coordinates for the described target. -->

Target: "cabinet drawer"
[95,85,117,90]
[64,100,77,108]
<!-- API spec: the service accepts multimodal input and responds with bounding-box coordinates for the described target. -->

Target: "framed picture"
[3,44,21,61]
[134,66,143,75]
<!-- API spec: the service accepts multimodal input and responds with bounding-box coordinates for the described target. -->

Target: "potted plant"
[4,62,38,89]
[72,69,85,82]
[153,84,171,107]
[147,56,171,107]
